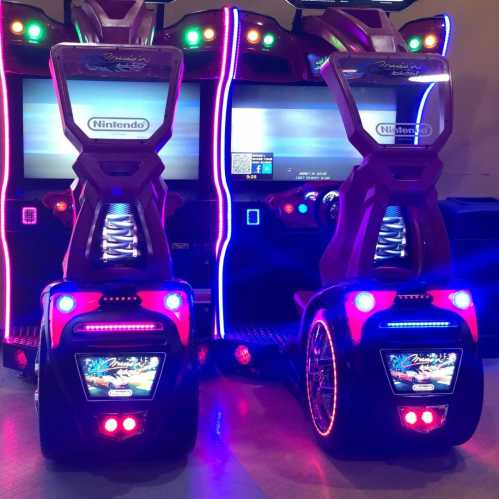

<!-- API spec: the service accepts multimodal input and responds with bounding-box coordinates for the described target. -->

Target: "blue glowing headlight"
[452,290,472,310]
[354,291,376,313]
[164,293,182,311]
[56,295,76,313]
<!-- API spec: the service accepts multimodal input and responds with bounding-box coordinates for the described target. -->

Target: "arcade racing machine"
[213,0,452,369]
[214,1,483,449]
[0,0,236,373]
[35,42,198,460]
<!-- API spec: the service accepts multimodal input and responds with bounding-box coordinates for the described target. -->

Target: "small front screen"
[230,84,396,182]
[23,78,200,180]
[383,350,461,394]
[77,354,163,400]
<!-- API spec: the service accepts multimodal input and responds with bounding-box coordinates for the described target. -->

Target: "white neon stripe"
[213,7,239,339]
[0,1,12,340]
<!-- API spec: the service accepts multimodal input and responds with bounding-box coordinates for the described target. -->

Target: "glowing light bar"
[381,320,453,329]
[0,1,13,340]
[213,7,239,339]
[75,322,164,332]
[409,73,450,83]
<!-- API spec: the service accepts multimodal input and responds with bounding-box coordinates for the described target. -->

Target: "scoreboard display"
[285,0,418,11]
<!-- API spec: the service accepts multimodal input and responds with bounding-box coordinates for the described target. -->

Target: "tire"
[38,340,78,461]
[304,311,366,455]
[154,369,199,459]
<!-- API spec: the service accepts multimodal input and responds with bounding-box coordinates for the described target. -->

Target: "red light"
[103,417,118,433]
[421,410,434,425]
[198,345,209,365]
[122,416,137,432]
[54,200,68,212]
[404,411,418,426]
[399,406,447,433]
[14,349,28,370]
[283,203,294,214]
[235,344,251,366]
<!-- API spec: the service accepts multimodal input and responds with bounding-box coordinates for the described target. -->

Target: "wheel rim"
[306,319,337,437]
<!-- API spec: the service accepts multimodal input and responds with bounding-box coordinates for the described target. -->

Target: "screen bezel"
[75,352,166,402]
[18,75,204,187]
[380,348,463,396]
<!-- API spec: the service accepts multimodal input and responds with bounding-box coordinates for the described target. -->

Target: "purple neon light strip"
[213,7,239,339]
[0,1,12,340]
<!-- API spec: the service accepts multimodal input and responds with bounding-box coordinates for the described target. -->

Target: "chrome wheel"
[306,319,337,437]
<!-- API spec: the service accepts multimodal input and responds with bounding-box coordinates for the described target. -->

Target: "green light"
[262,33,276,48]
[25,20,46,43]
[184,27,202,48]
[408,36,423,52]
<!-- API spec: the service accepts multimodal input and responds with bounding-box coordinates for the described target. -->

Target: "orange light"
[203,27,216,41]
[10,21,24,35]
[283,203,294,215]
[424,34,438,49]
[54,200,68,212]
[246,29,261,45]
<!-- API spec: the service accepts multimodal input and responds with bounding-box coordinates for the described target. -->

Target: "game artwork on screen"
[383,351,461,394]
[77,354,164,400]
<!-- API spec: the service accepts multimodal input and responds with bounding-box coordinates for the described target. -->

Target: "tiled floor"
[1,360,498,499]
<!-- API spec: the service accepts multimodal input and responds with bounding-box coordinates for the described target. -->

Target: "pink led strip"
[76,322,164,333]
[213,6,239,339]
[0,2,12,340]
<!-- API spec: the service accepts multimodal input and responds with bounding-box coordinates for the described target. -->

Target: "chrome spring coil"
[374,206,407,262]
[101,203,139,262]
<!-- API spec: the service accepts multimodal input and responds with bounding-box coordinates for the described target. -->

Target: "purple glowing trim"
[0,2,12,340]
[213,7,239,339]
[414,14,452,146]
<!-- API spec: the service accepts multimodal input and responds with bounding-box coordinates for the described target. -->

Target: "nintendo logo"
[376,123,433,138]
[88,117,150,132]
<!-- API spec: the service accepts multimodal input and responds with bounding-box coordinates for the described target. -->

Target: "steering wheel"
[316,190,340,230]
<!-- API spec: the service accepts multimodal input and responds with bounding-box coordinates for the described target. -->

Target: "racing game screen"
[77,354,163,400]
[231,84,396,181]
[383,351,461,394]
[23,78,200,180]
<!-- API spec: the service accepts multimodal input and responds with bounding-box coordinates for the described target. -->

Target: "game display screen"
[231,84,396,181]
[382,351,461,394]
[77,354,164,400]
[23,78,200,180]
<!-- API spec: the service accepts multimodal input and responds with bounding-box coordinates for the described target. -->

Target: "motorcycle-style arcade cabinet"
[215,0,483,449]
[36,43,198,460]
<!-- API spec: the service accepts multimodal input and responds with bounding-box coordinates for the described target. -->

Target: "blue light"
[452,290,472,310]
[382,321,452,329]
[165,293,182,311]
[297,203,309,215]
[246,208,260,226]
[56,295,76,313]
[354,292,376,313]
